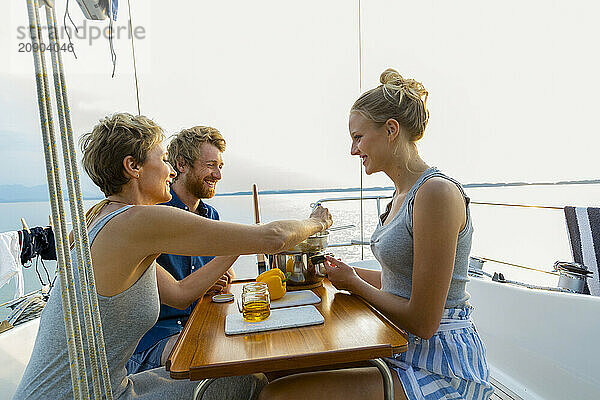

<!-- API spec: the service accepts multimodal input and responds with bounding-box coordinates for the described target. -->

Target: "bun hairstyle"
[351,68,429,141]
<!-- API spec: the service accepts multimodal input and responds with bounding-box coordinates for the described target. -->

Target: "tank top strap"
[405,167,471,232]
[87,205,134,243]
[407,167,470,203]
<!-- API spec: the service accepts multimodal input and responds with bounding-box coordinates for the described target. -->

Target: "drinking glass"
[242,282,271,322]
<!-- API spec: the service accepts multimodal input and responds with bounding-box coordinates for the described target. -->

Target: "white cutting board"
[225,305,324,335]
[236,290,321,312]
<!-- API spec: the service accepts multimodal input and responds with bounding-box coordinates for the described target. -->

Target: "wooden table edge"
[166,293,207,377]
[166,280,260,375]
[166,280,409,380]
[187,344,402,380]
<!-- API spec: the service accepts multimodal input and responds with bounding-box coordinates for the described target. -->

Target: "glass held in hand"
[242,282,271,322]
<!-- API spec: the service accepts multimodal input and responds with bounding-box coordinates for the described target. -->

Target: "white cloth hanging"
[0,231,24,299]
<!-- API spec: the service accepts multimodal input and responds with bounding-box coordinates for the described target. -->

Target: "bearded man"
[126,126,236,374]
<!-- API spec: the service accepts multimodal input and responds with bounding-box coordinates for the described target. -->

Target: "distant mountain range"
[0,184,104,203]
[2,179,599,203]
[216,186,395,196]
[215,178,600,196]
[0,184,396,203]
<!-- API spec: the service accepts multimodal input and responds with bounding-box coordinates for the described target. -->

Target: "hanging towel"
[0,231,24,299]
[20,226,56,264]
[564,207,600,296]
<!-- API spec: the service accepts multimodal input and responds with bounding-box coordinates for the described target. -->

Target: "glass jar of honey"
[242,282,271,322]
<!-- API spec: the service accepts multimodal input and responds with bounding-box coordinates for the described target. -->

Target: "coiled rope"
[25,0,113,398]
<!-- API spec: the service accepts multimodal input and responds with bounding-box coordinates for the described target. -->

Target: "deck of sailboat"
[490,377,522,400]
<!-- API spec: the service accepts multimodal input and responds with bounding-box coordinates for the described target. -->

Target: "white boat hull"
[469,277,600,400]
[2,264,599,399]
[0,319,39,399]
[349,259,600,400]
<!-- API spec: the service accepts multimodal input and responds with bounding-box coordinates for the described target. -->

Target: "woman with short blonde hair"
[81,113,165,196]
[14,113,332,400]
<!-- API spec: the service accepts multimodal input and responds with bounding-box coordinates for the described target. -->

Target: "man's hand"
[158,256,238,309]
[206,275,228,295]
[207,267,235,295]
[225,267,236,283]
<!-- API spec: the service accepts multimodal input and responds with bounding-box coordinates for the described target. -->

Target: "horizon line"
[1,179,600,203]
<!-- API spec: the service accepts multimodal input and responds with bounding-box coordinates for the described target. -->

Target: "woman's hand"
[309,205,333,231]
[324,256,362,292]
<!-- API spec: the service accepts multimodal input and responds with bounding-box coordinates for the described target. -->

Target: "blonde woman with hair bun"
[258,70,493,400]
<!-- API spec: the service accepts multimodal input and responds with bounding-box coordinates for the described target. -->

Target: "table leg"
[368,358,394,400]
[193,378,216,400]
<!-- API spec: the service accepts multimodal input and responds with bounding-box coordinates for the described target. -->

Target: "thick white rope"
[44,5,114,398]
[50,5,114,397]
[26,0,87,398]
[32,1,91,396]
[47,6,114,397]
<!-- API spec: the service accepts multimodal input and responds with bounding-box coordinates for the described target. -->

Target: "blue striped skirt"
[386,307,494,400]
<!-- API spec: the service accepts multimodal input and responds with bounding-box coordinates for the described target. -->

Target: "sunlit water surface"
[2,184,599,318]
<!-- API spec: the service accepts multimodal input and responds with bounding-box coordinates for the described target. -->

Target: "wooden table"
[167,280,408,398]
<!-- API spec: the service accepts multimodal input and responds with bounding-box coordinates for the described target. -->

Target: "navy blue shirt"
[134,187,219,353]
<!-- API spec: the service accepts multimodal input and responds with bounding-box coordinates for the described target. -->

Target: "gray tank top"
[13,206,180,399]
[371,167,472,309]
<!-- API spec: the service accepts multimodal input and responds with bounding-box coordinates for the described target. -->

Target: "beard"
[184,172,216,199]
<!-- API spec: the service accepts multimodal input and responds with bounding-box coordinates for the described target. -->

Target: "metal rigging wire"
[127,0,141,115]
[358,0,364,260]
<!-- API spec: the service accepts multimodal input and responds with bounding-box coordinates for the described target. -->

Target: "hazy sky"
[1,0,599,193]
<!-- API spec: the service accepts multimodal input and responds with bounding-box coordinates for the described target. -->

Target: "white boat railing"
[312,193,585,272]
[312,194,393,217]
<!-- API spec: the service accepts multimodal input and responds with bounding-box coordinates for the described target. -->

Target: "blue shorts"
[126,335,174,375]
[386,307,494,400]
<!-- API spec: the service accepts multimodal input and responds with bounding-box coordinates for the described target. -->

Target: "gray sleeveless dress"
[13,206,266,399]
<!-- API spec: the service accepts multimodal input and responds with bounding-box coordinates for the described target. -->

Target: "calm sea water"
[2,185,599,318]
